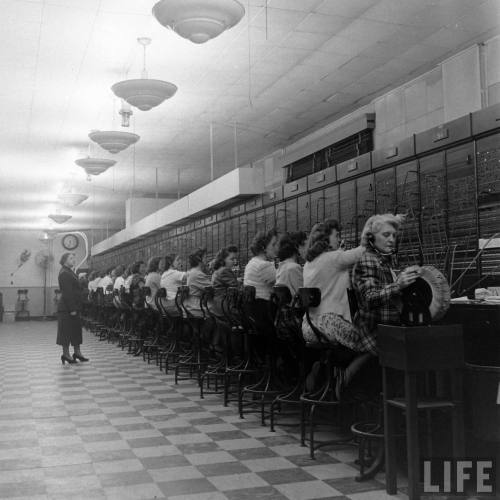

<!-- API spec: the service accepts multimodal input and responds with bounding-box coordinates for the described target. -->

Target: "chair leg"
[405,373,420,500]
[383,368,398,495]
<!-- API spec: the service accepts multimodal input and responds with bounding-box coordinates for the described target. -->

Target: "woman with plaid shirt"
[352,214,420,353]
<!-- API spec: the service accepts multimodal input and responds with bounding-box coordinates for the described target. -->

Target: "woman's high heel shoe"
[73,353,89,362]
[61,354,77,365]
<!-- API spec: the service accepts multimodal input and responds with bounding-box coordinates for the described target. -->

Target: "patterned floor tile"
[0,322,408,500]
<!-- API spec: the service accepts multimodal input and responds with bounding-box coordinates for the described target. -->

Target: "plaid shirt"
[351,248,402,353]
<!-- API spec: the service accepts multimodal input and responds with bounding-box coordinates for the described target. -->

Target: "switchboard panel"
[339,180,356,245]
[372,136,415,170]
[324,184,339,221]
[446,144,477,276]
[265,205,275,231]
[419,152,447,270]
[357,174,375,237]
[471,102,500,136]
[297,194,310,232]
[285,197,298,232]
[396,161,421,268]
[375,167,396,214]
[310,189,325,225]
[337,152,371,181]
[415,115,471,154]
[477,133,500,276]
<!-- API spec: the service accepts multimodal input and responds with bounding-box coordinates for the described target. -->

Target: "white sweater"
[303,247,365,322]
[243,256,276,300]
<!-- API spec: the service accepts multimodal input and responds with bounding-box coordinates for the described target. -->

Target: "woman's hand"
[396,266,420,289]
[70,311,77,316]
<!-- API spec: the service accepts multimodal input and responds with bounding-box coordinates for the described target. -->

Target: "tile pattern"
[0,321,403,500]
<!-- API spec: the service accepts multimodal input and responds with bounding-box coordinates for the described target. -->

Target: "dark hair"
[213,245,238,271]
[114,265,124,276]
[59,252,73,266]
[305,219,340,262]
[277,234,300,261]
[146,256,161,273]
[163,254,177,270]
[188,248,207,269]
[106,266,114,275]
[290,231,307,248]
[130,260,144,274]
[250,229,278,256]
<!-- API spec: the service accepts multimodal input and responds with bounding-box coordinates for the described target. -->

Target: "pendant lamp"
[48,214,72,224]
[58,193,88,207]
[112,38,177,111]
[75,157,116,177]
[88,130,139,154]
[152,0,245,44]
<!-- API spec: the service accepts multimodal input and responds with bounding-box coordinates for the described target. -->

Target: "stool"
[379,324,465,500]
[269,285,305,432]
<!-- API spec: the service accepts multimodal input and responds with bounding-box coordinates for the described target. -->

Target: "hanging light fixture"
[75,157,117,178]
[58,192,89,207]
[48,214,72,224]
[112,38,177,111]
[88,130,139,154]
[152,0,245,44]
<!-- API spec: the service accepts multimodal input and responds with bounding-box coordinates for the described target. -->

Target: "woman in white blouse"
[302,219,366,351]
[243,229,279,340]
[160,254,186,315]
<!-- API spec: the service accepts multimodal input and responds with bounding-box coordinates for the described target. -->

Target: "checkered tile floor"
[0,320,407,500]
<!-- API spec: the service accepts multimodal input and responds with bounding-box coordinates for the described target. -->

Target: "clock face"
[62,234,78,250]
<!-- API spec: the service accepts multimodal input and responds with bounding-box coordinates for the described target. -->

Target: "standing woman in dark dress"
[57,252,88,364]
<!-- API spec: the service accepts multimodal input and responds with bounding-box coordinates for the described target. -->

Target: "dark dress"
[57,266,83,346]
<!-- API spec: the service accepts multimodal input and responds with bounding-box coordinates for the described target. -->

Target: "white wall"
[261,36,500,188]
[0,230,88,316]
[126,197,176,227]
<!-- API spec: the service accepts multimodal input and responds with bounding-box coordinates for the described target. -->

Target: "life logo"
[421,458,497,496]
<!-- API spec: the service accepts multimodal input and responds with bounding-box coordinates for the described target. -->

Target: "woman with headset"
[352,213,420,353]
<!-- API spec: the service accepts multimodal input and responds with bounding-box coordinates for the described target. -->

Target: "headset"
[367,233,397,256]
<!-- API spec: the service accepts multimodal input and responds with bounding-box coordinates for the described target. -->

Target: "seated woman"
[302,219,367,351]
[276,232,307,298]
[243,229,279,339]
[184,249,212,318]
[211,245,239,317]
[160,254,186,316]
[351,213,420,352]
[144,256,164,310]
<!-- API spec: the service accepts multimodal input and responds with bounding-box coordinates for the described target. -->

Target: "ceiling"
[1,0,499,235]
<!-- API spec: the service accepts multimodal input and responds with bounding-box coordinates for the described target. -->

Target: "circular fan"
[401,265,450,321]
[35,250,54,269]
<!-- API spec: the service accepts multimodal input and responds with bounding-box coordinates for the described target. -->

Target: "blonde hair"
[360,213,406,246]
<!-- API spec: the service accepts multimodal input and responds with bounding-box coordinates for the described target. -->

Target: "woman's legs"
[62,343,70,358]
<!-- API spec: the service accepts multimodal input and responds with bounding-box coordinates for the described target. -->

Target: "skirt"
[302,312,376,354]
[56,312,83,346]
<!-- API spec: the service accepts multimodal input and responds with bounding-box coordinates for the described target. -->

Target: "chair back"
[200,286,215,319]
[271,285,302,341]
[297,287,329,344]
[175,285,190,317]
[347,288,359,318]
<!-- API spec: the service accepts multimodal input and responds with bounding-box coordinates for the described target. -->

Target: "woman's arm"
[261,261,276,284]
[335,246,366,268]
[352,254,400,308]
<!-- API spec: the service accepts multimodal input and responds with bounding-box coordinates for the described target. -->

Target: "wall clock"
[62,234,79,251]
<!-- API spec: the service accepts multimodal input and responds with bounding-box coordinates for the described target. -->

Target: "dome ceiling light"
[48,214,72,224]
[152,0,245,44]
[88,130,139,154]
[112,38,177,111]
[75,157,117,178]
[58,193,88,207]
